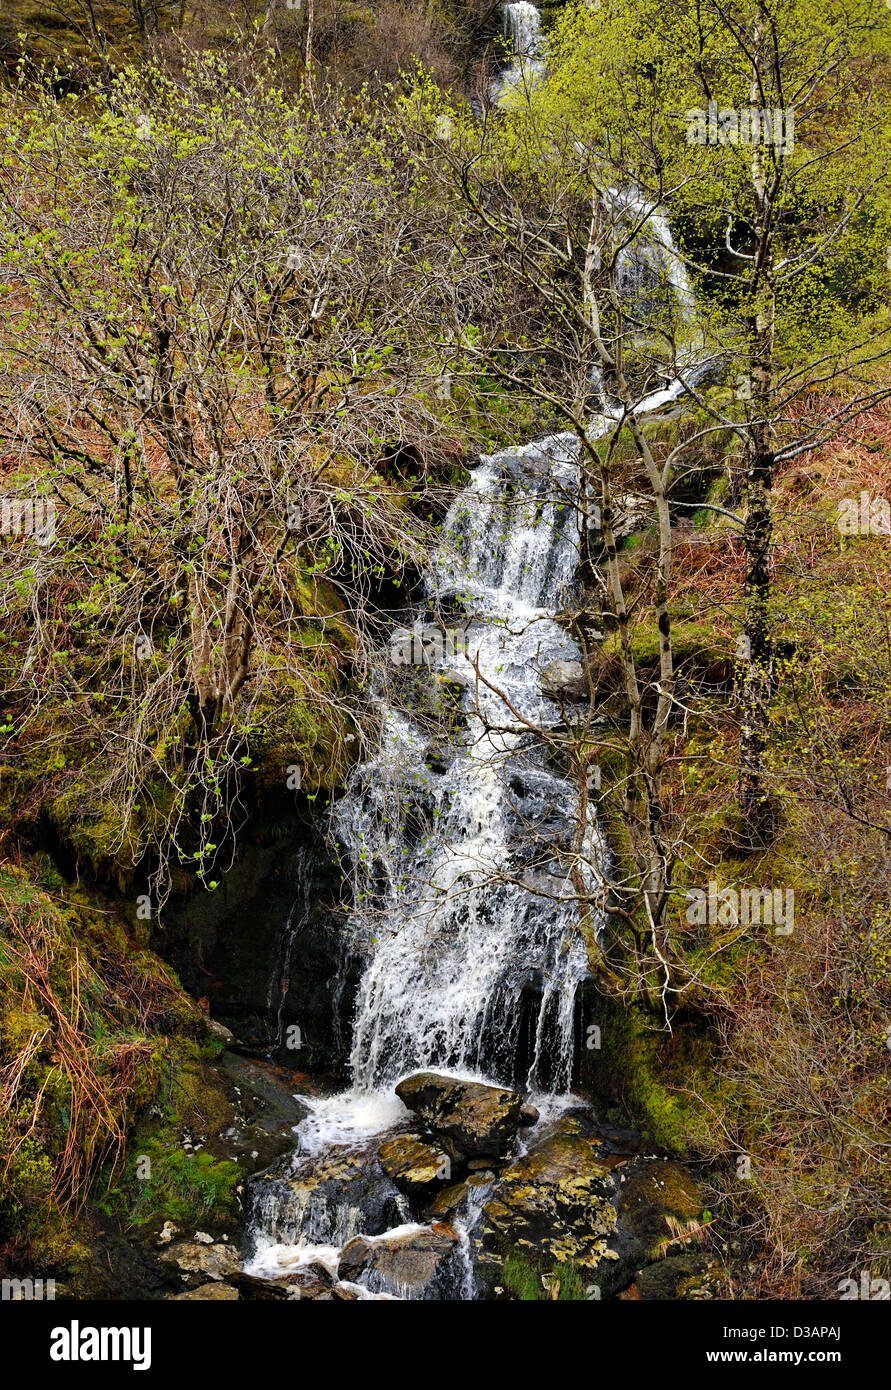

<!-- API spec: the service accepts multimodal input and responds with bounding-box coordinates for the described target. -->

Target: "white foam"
[335,1280,401,1301]
[293,1089,410,1157]
[244,1240,341,1280]
[353,1222,429,1246]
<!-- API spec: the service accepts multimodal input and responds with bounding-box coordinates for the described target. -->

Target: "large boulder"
[394,1072,528,1159]
[339,1222,462,1299]
[246,1150,406,1253]
[479,1131,619,1272]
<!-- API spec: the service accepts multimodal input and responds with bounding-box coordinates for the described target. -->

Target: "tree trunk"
[738,446,774,836]
[305,0,317,108]
[737,30,779,839]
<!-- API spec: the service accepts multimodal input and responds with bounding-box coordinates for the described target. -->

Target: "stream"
[241,2,699,1302]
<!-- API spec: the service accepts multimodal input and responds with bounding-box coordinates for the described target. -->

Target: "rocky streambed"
[154,1071,721,1302]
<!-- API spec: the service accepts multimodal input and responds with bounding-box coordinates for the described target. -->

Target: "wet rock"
[169,1282,240,1301]
[518,1103,540,1128]
[340,1222,462,1299]
[207,1019,236,1044]
[231,1260,338,1302]
[635,1253,723,1300]
[426,1180,471,1219]
[424,743,452,775]
[555,1106,641,1155]
[616,1159,707,1265]
[480,1131,618,1271]
[395,1072,527,1159]
[247,1150,407,1251]
[426,1167,495,1223]
[379,1134,453,1195]
[213,1053,312,1173]
[227,1271,299,1300]
[159,1240,241,1285]
[542,659,586,699]
[303,1260,338,1288]
[163,817,354,1069]
[588,1119,641,1153]
[339,1235,374,1276]
[290,1275,334,1299]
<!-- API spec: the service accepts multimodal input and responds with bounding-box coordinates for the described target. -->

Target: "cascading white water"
[503,1,543,59]
[598,187,720,415]
[490,10,704,414]
[342,441,600,1099]
[613,189,698,325]
[491,2,546,101]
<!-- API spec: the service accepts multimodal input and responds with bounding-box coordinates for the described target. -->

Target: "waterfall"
[341,441,600,1099]
[265,437,601,1167]
[614,190,698,326]
[503,1,543,60]
[597,187,717,415]
[491,2,546,101]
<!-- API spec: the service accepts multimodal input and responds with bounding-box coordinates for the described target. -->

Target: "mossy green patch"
[499,1250,591,1300]
[0,858,227,1265]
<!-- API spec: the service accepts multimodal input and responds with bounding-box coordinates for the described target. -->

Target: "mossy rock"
[480,1131,618,1272]
[616,1158,707,1265]
[159,1238,241,1288]
[594,620,732,693]
[379,1133,453,1195]
[427,1178,473,1218]
[634,1252,724,1300]
[577,984,717,1153]
[0,859,234,1273]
